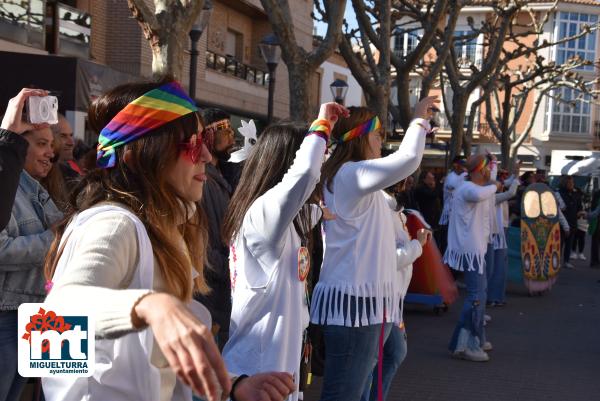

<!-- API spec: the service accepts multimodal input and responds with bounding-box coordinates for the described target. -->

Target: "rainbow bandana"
[338,116,381,143]
[470,157,489,173]
[97,81,198,168]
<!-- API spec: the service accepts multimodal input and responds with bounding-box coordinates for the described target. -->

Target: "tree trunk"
[394,72,413,130]
[151,30,187,80]
[448,96,467,164]
[287,62,312,121]
[501,130,511,170]
[127,0,208,82]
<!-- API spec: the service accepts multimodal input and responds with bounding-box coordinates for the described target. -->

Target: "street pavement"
[303,257,600,401]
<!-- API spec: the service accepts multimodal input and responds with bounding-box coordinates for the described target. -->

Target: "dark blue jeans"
[488,246,508,303]
[0,311,27,401]
[319,322,393,401]
[360,325,407,401]
[449,261,487,352]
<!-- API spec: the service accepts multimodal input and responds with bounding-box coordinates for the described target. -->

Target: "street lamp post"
[259,34,281,124]
[188,24,203,100]
[329,79,349,105]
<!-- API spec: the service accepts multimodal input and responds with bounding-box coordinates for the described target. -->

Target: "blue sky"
[314,3,357,36]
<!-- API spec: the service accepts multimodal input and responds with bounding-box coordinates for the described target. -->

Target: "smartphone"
[26,95,59,124]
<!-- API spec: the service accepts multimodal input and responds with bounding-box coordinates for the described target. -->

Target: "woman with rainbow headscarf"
[43,79,293,401]
[311,96,438,401]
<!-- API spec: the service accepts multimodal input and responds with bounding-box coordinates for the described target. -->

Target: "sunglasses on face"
[179,130,211,163]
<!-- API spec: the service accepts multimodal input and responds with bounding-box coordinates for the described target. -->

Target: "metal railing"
[0,1,91,56]
[206,50,269,87]
[0,0,45,49]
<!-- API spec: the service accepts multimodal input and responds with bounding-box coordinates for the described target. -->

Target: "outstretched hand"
[1,88,50,134]
[133,293,231,401]
[233,372,295,401]
[317,102,350,130]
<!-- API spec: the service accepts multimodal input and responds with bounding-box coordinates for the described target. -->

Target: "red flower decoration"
[22,308,72,353]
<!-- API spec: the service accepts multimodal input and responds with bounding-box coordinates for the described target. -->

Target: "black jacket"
[415,184,442,228]
[559,188,583,228]
[195,163,233,337]
[0,129,28,231]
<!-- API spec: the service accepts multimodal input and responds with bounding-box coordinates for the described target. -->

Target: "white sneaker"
[484,314,492,322]
[454,347,489,362]
[482,341,493,352]
[572,253,579,260]
[579,253,587,261]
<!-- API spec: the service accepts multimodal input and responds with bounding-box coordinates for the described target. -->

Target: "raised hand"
[317,102,350,129]
[1,88,50,134]
[413,96,440,120]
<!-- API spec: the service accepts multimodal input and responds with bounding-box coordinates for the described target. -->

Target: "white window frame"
[549,87,592,135]
[393,28,421,58]
[554,12,597,71]
[454,30,482,68]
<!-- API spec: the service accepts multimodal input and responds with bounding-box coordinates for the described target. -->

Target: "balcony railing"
[206,50,269,87]
[0,0,45,49]
[0,1,91,57]
[56,3,91,58]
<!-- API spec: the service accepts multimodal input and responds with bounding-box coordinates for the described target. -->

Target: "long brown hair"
[221,121,314,249]
[320,107,376,194]
[45,79,208,300]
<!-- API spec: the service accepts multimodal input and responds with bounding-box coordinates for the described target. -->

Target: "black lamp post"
[330,78,349,105]
[188,24,204,100]
[259,33,281,123]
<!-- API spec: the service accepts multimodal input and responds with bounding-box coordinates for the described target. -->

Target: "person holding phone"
[0,88,53,231]
[0,88,63,401]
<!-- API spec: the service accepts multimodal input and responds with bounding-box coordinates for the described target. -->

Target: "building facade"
[389,0,600,171]
[0,0,315,141]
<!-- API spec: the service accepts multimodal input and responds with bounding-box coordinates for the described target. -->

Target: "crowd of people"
[0,77,598,401]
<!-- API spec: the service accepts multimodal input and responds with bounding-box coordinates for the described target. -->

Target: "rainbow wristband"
[308,119,331,137]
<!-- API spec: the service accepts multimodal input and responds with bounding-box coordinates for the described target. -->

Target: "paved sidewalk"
[303,259,600,401]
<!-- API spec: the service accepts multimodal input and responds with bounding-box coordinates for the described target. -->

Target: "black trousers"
[591,227,600,266]
[572,229,586,254]
[563,229,576,263]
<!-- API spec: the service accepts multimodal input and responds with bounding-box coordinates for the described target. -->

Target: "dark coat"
[0,129,28,231]
[195,163,233,337]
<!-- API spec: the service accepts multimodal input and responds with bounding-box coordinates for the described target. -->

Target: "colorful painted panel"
[521,183,561,292]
